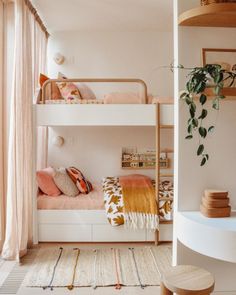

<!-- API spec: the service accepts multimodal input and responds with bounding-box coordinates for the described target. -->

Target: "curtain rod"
[24,0,49,38]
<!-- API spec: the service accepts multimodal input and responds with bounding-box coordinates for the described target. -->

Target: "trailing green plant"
[180,64,236,166]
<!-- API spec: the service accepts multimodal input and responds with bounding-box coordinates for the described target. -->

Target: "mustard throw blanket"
[103,175,159,230]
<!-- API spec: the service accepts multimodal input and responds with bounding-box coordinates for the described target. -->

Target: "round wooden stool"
[161,265,215,295]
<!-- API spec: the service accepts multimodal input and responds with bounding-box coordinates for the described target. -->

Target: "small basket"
[201,0,236,5]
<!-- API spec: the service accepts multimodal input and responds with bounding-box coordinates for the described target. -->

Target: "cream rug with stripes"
[24,246,171,290]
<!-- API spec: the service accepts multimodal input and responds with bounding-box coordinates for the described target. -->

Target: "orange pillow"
[39,73,62,100]
[36,167,61,196]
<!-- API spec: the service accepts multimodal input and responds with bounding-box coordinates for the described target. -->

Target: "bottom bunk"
[37,179,173,242]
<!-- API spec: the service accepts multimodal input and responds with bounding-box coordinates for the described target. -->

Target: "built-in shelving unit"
[179,3,236,28]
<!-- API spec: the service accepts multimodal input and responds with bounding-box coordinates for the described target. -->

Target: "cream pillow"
[53,168,79,197]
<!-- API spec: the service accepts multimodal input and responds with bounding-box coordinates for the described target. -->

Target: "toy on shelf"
[121,147,169,170]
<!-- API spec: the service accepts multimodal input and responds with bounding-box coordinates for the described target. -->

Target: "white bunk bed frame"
[33,78,174,244]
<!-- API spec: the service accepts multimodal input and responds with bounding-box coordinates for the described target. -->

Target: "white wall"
[178,28,236,211]
[46,29,174,180]
[48,127,174,182]
[47,31,173,97]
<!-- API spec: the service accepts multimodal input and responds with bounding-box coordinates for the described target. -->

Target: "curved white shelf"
[176,211,236,263]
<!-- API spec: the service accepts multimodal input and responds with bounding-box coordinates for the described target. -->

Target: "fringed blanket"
[103,175,159,230]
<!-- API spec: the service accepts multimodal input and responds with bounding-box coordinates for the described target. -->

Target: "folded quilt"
[103,175,159,230]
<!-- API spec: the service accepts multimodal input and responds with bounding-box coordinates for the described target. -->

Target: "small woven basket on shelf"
[201,0,236,5]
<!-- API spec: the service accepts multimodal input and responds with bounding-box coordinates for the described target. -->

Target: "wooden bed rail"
[41,78,148,104]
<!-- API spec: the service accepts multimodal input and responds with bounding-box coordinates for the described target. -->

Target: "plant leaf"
[198,109,208,120]
[208,126,215,133]
[180,92,188,99]
[192,118,198,128]
[197,144,204,156]
[190,108,195,118]
[212,98,219,110]
[199,127,207,138]
[214,85,221,96]
[201,157,207,166]
[190,102,196,112]
[187,124,193,134]
[185,135,193,140]
[199,94,207,105]
[185,97,192,105]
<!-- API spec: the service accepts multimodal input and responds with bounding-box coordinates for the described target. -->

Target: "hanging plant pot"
[201,0,236,5]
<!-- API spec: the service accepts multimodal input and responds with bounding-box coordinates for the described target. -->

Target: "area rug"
[24,246,171,290]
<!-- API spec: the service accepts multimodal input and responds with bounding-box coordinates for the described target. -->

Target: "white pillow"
[53,168,79,197]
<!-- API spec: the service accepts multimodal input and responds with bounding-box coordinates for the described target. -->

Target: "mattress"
[37,181,173,221]
[37,183,105,210]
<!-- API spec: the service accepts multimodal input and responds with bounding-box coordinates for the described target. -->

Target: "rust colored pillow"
[39,73,62,100]
[66,167,93,194]
[36,167,61,196]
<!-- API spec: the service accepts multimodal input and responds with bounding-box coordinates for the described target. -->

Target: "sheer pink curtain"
[1,0,48,260]
[0,0,4,251]
[0,0,15,253]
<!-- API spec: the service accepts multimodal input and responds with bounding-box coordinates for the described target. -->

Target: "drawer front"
[92,225,146,242]
[38,210,107,224]
[38,224,92,242]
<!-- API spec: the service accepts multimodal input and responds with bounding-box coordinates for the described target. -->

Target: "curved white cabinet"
[176,211,236,263]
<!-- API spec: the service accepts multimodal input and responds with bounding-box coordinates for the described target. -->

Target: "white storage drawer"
[92,224,146,242]
[38,224,92,242]
[38,210,107,224]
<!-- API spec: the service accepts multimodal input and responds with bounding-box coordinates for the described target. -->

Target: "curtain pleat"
[1,0,48,261]
[0,0,5,251]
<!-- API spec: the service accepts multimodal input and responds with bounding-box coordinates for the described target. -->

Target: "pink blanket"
[37,183,104,210]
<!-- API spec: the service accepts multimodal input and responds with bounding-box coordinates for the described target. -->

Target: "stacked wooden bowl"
[200,190,231,217]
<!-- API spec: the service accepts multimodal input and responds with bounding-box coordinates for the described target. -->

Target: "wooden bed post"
[155,103,160,246]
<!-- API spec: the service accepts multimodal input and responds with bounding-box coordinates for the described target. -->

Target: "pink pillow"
[36,167,61,196]
[103,92,142,104]
[76,83,96,100]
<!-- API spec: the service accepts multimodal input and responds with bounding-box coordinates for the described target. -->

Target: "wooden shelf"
[160,125,174,129]
[160,173,174,177]
[121,167,155,170]
[204,87,236,98]
[179,3,236,28]
[160,220,173,225]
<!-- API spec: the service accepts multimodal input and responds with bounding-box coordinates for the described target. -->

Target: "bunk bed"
[33,78,174,244]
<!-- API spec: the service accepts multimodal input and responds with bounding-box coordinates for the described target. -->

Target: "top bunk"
[33,78,174,127]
